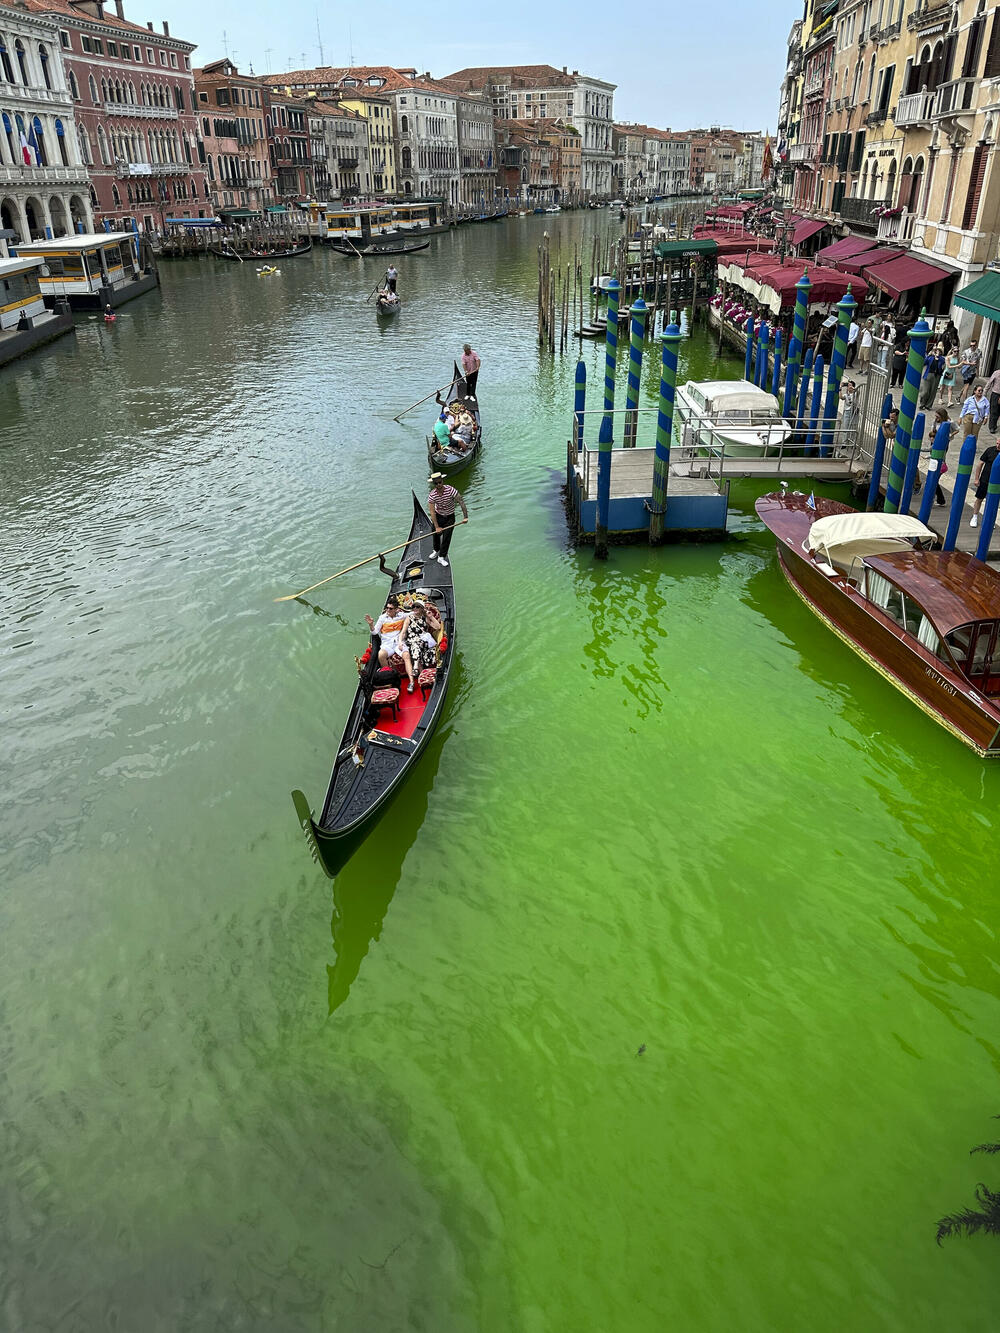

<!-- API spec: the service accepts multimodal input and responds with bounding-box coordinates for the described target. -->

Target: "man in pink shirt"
[461,344,481,398]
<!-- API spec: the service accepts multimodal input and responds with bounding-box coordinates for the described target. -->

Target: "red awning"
[837,245,904,275]
[864,254,954,300]
[792,217,828,245]
[728,257,869,307]
[814,235,878,263]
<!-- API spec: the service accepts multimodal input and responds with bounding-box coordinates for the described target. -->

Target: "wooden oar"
[392,377,459,423]
[274,520,468,602]
[364,276,384,304]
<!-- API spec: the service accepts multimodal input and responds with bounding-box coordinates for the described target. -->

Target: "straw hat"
[429,471,445,482]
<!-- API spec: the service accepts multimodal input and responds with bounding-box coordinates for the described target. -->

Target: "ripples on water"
[1,214,1000,1330]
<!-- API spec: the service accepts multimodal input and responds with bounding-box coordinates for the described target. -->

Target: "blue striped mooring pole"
[573,359,586,453]
[866,392,896,510]
[744,316,754,381]
[943,436,977,551]
[884,312,932,514]
[756,323,770,390]
[624,297,647,447]
[917,421,952,526]
[796,347,814,431]
[975,451,1000,561]
[771,328,783,399]
[783,271,811,418]
[650,322,681,544]
[820,288,855,456]
[595,277,620,560]
[900,411,925,515]
[807,353,824,450]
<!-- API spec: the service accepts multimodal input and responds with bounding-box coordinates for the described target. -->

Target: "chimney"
[114,0,123,15]
[572,70,578,76]
[146,20,153,30]
[162,19,169,34]
[562,65,567,74]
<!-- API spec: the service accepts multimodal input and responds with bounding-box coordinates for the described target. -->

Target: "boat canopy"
[698,380,781,414]
[808,512,934,572]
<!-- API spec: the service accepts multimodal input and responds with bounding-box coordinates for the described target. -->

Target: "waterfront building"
[497,122,531,205]
[441,64,616,197]
[266,90,312,202]
[455,90,497,207]
[311,100,368,202]
[504,118,559,205]
[0,252,74,364]
[0,0,92,241]
[25,0,207,233]
[777,0,1000,357]
[194,60,272,217]
[613,124,694,199]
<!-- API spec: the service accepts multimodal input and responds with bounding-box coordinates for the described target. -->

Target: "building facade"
[266,91,312,201]
[0,0,91,241]
[194,60,271,215]
[312,100,368,201]
[455,91,497,206]
[442,64,616,198]
[27,0,207,232]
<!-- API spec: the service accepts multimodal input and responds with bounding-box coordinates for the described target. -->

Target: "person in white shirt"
[858,320,874,370]
[846,319,860,367]
[960,383,989,441]
[386,264,398,293]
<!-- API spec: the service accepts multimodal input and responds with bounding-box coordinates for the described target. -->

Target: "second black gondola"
[426,362,482,476]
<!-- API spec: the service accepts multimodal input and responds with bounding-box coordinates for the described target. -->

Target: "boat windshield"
[944,620,1000,694]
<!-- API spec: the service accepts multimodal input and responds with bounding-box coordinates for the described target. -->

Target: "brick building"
[194,59,271,216]
[26,0,207,232]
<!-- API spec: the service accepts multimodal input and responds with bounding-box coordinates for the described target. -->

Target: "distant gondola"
[209,235,312,260]
[291,494,456,877]
[330,238,430,256]
[426,361,482,476]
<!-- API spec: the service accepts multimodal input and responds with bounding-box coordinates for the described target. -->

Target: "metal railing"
[105,101,178,120]
[840,195,882,226]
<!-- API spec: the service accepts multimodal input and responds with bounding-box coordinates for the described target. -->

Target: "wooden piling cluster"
[536,232,588,354]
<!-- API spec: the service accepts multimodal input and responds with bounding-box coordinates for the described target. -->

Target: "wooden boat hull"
[210,237,311,260]
[427,362,482,476]
[293,495,456,877]
[375,296,400,315]
[759,494,1000,757]
[331,239,430,255]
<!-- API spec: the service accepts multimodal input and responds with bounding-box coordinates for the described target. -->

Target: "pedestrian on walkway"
[920,343,946,408]
[970,438,1000,527]
[923,407,955,506]
[858,319,873,370]
[840,379,859,446]
[941,347,960,406]
[961,383,990,440]
[846,317,860,367]
[985,364,1000,433]
[960,339,982,387]
[890,339,908,388]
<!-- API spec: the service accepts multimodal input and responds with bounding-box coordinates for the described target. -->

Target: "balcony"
[0,163,89,186]
[788,141,819,165]
[0,83,72,108]
[877,208,916,243]
[934,77,977,119]
[840,195,882,228]
[105,101,178,120]
[804,70,826,99]
[337,156,359,169]
[893,90,935,126]
[908,0,951,31]
[866,108,888,128]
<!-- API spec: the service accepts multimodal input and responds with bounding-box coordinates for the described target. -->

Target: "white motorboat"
[675,379,792,458]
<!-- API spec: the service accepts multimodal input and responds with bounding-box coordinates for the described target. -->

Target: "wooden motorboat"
[756,490,1000,757]
[291,494,456,877]
[330,238,430,256]
[210,236,311,260]
[426,361,482,476]
[675,379,791,457]
[375,288,401,315]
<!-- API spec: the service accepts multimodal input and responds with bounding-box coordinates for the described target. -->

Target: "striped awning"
[953,271,1000,323]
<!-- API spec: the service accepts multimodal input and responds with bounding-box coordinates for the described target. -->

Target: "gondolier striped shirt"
[428,483,461,516]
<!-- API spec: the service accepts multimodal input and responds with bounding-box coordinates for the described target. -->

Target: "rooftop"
[16,0,194,46]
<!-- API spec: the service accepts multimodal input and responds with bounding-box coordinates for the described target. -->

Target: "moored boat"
[292,494,456,876]
[330,238,430,256]
[756,490,1000,757]
[210,236,311,260]
[426,361,482,475]
[675,379,791,457]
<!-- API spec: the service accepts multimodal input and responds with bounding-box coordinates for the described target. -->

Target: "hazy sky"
[140,0,791,132]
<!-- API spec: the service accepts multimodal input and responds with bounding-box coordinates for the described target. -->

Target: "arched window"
[78,124,91,164]
[97,123,109,165]
[55,116,67,165]
[867,53,877,100]
[400,114,408,134]
[401,146,411,169]
[89,74,98,103]
[68,69,79,99]
[100,78,108,101]
[38,44,51,89]
[860,161,869,197]
[0,36,15,83]
[112,183,121,207]
[1,110,14,163]
[886,157,897,202]
[14,39,27,85]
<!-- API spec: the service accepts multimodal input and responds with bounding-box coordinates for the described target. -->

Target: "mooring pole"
[820,287,855,457]
[975,452,1000,561]
[595,276,620,560]
[624,296,647,447]
[796,346,814,432]
[900,411,925,514]
[807,353,824,451]
[770,328,783,399]
[884,312,931,514]
[744,315,754,381]
[943,436,977,550]
[573,359,586,454]
[649,321,681,544]
[783,271,811,418]
[756,322,770,390]
[917,421,952,526]
[866,392,897,511]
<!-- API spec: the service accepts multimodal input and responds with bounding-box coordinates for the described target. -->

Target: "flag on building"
[776,134,788,164]
[20,130,35,166]
[27,122,42,166]
[762,134,773,180]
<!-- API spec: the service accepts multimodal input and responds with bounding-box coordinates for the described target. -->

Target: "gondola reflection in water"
[292,495,456,876]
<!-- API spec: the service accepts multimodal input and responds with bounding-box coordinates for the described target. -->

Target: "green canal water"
[2,212,999,1330]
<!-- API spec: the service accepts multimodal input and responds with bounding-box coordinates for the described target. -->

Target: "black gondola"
[375,288,401,315]
[330,238,430,256]
[291,494,455,878]
[426,361,482,476]
[208,235,312,260]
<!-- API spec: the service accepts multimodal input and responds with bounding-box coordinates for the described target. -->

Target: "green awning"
[265,205,287,213]
[219,208,259,218]
[655,238,718,258]
[953,271,1000,323]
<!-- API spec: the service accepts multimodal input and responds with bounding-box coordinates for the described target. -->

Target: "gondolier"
[386,263,398,293]
[427,472,468,568]
[461,344,481,398]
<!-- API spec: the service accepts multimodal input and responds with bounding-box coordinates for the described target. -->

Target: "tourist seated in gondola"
[365,594,417,693]
[450,408,476,451]
[432,413,452,453]
[404,604,438,672]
